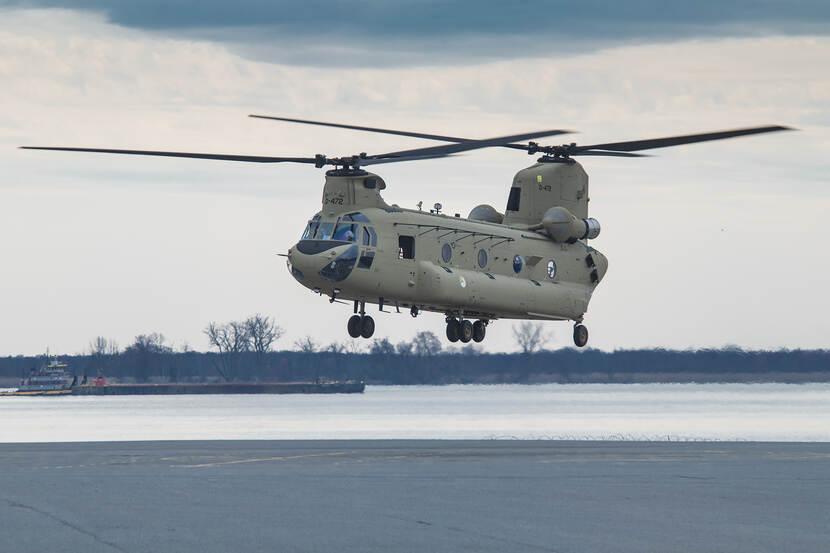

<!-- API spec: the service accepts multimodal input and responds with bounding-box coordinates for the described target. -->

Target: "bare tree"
[88,336,119,376]
[325,341,346,354]
[370,337,396,355]
[204,321,251,381]
[344,339,364,354]
[245,314,283,365]
[395,341,413,356]
[124,333,171,381]
[412,331,442,356]
[512,322,547,354]
[294,336,318,353]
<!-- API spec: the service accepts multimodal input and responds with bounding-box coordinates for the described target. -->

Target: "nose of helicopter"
[287,240,358,285]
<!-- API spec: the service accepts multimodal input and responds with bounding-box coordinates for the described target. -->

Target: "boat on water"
[0,358,74,396]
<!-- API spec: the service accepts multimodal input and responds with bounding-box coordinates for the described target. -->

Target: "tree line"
[1,317,828,384]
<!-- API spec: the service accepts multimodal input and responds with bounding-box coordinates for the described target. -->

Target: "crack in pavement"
[7,499,129,553]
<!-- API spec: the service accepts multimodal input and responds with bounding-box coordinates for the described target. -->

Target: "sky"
[1,1,829,355]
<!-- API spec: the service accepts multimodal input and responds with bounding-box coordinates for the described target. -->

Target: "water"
[1,383,829,443]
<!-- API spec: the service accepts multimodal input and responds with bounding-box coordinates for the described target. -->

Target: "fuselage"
[287,204,608,321]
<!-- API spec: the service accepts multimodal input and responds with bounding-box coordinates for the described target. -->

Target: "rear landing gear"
[446,317,488,343]
[573,324,588,348]
[446,319,460,342]
[459,320,473,343]
[472,320,486,343]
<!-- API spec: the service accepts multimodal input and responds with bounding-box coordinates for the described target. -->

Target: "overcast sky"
[2,2,829,355]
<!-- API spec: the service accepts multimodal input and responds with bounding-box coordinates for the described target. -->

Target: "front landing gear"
[573,324,588,348]
[348,302,375,339]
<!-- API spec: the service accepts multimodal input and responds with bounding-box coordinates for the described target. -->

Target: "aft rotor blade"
[371,129,572,161]
[579,125,793,153]
[19,146,318,164]
[250,115,472,143]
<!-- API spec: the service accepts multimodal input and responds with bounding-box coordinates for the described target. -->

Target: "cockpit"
[290,211,380,284]
[301,212,378,247]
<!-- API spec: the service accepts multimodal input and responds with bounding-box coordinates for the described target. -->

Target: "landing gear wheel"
[347,315,362,338]
[573,324,588,348]
[472,320,486,343]
[459,320,473,343]
[446,319,460,342]
[360,315,375,339]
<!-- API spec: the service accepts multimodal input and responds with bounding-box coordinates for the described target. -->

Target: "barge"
[70,381,365,395]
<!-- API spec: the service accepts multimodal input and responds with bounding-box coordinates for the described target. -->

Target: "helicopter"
[22,118,790,347]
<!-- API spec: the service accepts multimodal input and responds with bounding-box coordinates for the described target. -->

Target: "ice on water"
[2,383,829,442]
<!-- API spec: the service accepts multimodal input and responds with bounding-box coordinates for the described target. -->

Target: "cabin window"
[477,249,488,268]
[513,254,524,273]
[398,235,415,260]
[506,187,521,211]
[547,260,557,279]
[442,243,452,263]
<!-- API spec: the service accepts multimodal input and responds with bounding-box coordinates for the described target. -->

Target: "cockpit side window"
[362,227,370,246]
[302,221,319,240]
[368,227,378,246]
[333,222,358,242]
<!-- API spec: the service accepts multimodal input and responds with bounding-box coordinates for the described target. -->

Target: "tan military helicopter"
[22,119,789,347]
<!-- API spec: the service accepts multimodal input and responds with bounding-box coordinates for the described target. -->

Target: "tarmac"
[1,440,828,553]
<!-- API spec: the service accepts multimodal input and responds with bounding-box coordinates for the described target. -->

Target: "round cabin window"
[477,249,488,268]
[513,255,524,273]
[442,243,452,263]
[547,260,557,279]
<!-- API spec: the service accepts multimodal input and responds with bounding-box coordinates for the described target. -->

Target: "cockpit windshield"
[316,222,335,241]
[301,212,375,244]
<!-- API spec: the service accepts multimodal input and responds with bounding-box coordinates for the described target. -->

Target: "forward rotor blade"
[19,146,317,164]
[250,115,471,143]
[360,153,461,166]
[579,125,793,153]
[370,129,572,161]
[571,151,649,158]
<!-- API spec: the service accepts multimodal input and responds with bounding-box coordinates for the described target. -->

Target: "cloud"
[3,0,830,66]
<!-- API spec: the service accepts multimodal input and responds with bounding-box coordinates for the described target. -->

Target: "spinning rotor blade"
[250,115,471,143]
[370,129,572,161]
[578,125,793,154]
[22,129,570,170]
[564,150,648,158]
[19,146,317,164]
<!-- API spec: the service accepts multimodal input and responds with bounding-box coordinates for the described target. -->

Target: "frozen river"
[2,383,829,442]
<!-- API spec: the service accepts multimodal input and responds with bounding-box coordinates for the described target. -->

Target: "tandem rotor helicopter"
[22,118,790,347]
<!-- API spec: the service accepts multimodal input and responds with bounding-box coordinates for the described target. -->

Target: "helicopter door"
[383,234,417,300]
[398,236,415,259]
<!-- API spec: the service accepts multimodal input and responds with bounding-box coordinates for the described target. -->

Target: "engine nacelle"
[541,207,600,243]
[468,204,504,224]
